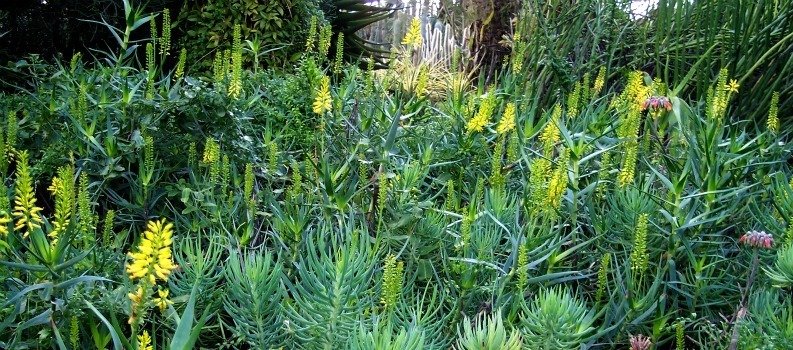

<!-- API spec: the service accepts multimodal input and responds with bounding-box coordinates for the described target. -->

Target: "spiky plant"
[223,250,285,347]
[521,287,596,349]
[347,322,426,350]
[455,310,522,350]
[284,225,376,349]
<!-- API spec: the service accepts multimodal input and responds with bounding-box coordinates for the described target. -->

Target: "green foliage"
[1,2,792,348]
[178,0,322,68]
[765,243,793,287]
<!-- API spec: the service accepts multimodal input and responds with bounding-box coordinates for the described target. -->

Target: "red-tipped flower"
[642,96,672,112]
[630,334,652,350]
[739,230,774,249]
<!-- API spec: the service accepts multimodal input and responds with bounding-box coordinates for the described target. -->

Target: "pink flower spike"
[739,230,774,249]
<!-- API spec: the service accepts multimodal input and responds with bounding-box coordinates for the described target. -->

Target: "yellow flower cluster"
[617,141,638,188]
[228,25,243,99]
[623,71,650,109]
[707,68,738,120]
[527,158,551,212]
[402,17,423,49]
[128,284,144,305]
[593,67,606,96]
[516,241,528,291]
[566,82,581,118]
[202,138,220,165]
[203,138,222,185]
[49,165,76,242]
[0,214,9,237]
[542,149,569,214]
[126,219,177,324]
[415,64,429,97]
[630,213,649,274]
[727,79,739,93]
[595,253,610,303]
[511,32,525,74]
[305,16,318,52]
[126,219,178,284]
[381,254,405,310]
[152,287,173,311]
[614,72,648,188]
[13,151,43,237]
[466,90,496,133]
[496,102,516,134]
[539,105,561,156]
[767,91,780,134]
[313,76,332,115]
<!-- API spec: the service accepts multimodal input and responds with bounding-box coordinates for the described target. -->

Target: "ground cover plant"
[1,0,792,349]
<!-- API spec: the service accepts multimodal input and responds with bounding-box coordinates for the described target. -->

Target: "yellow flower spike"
[313,76,332,115]
[496,102,516,134]
[414,64,429,97]
[48,176,61,196]
[380,254,405,310]
[402,17,422,49]
[12,151,43,237]
[0,214,10,237]
[539,105,561,156]
[592,66,606,96]
[542,149,569,213]
[630,213,650,274]
[466,90,496,133]
[767,92,780,134]
[126,219,178,283]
